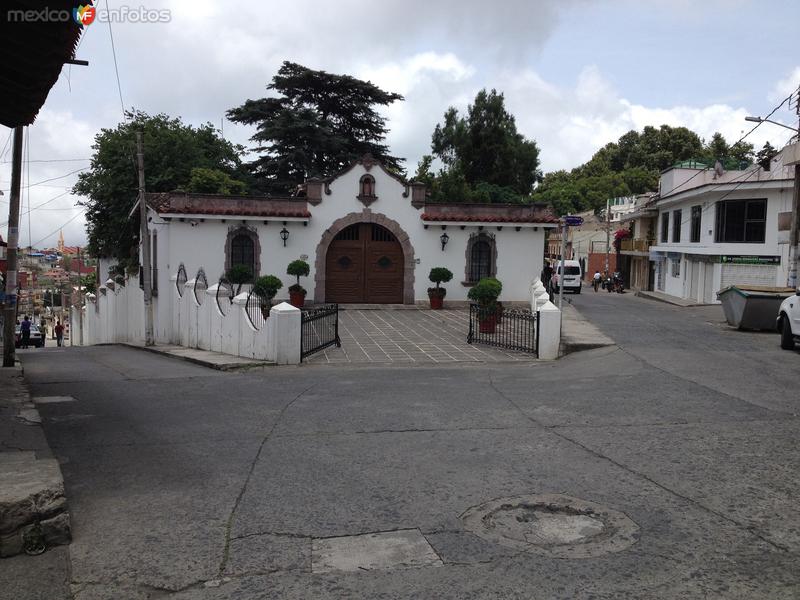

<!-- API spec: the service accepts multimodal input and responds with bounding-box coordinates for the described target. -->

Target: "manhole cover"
[461,494,639,558]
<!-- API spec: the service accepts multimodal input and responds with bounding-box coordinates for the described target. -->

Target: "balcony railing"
[620,238,653,252]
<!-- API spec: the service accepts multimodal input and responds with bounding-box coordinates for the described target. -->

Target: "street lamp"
[439,230,449,251]
[745,115,800,136]
[279,227,290,247]
[746,115,800,288]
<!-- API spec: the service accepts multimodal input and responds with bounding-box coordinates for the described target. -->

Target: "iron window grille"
[714,198,767,243]
[672,209,682,243]
[690,205,702,243]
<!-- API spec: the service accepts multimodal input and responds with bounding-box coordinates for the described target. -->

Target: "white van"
[551,260,583,294]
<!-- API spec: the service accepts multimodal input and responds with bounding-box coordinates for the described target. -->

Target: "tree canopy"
[418,89,541,203]
[74,111,250,269]
[227,61,404,193]
[534,125,756,216]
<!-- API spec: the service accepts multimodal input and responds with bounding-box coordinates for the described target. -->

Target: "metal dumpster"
[717,285,796,331]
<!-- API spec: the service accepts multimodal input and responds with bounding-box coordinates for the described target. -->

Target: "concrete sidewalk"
[560,302,616,355]
[122,343,273,370]
[636,289,713,307]
[0,365,70,558]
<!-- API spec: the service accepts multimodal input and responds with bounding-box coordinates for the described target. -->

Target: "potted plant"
[467,277,502,333]
[253,275,283,318]
[226,264,253,295]
[286,259,310,308]
[427,267,453,309]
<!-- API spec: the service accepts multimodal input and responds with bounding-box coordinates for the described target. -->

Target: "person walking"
[20,316,31,349]
[592,270,602,292]
[55,321,65,347]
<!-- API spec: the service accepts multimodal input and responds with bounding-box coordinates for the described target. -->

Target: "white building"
[609,196,637,223]
[650,150,795,304]
[124,155,557,342]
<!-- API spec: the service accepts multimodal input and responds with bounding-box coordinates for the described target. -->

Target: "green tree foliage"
[187,167,248,195]
[228,61,404,193]
[424,89,541,202]
[75,111,249,270]
[534,125,754,216]
[756,141,779,170]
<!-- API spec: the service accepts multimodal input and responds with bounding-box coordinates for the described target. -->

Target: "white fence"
[73,272,300,365]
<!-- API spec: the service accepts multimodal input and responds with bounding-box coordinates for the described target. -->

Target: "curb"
[121,343,273,371]
[0,364,71,558]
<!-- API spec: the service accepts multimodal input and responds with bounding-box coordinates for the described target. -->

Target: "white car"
[550,260,583,294]
[777,290,800,350]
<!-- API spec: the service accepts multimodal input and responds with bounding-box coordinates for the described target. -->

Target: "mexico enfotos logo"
[7,4,171,25]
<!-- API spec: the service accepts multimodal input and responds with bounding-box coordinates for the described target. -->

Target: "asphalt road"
[4,292,800,599]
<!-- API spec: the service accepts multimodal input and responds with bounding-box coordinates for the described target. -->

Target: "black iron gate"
[467,304,539,355]
[301,304,341,360]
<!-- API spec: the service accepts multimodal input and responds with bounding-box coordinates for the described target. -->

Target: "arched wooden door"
[325,223,404,303]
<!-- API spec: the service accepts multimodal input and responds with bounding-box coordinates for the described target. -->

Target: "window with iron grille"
[661,213,669,243]
[715,198,767,243]
[231,234,255,274]
[469,240,492,281]
[672,210,682,243]
[671,257,680,277]
[690,205,702,243]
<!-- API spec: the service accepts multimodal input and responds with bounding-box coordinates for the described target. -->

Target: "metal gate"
[467,304,538,355]
[301,304,341,360]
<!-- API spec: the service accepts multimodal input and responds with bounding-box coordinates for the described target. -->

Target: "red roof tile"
[420,203,558,224]
[146,193,310,219]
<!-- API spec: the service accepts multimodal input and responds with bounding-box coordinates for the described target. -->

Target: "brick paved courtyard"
[303,308,537,364]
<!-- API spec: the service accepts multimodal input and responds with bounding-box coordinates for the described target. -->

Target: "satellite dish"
[713,160,724,179]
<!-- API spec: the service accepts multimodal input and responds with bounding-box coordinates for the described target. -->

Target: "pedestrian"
[592,270,602,292]
[20,315,31,349]
[55,320,65,347]
[541,262,553,292]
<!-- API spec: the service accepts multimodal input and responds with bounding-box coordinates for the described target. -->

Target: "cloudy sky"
[2,0,799,249]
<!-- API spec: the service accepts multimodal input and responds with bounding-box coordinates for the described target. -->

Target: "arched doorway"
[325,223,404,303]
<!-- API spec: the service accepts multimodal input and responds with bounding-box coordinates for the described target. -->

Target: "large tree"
[534,125,755,216]
[427,89,541,200]
[228,62,404,193]
[74,111,250,269]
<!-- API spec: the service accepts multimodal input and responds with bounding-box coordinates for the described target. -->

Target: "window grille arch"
[224,225,261,279]
[464,232,498,284]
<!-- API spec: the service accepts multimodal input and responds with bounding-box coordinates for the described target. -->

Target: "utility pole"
[137,131,155,346]
[557,219,567,310]
[77,248,84,346]
[788,90,800,289]
[604,197,611,276]
[2,127,24,367]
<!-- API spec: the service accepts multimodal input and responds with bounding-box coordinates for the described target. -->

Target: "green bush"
[226,264,253,294]
[287,260,310,294]
[253,275,283,302]
[467,277,502,307]
[428,267,454,298]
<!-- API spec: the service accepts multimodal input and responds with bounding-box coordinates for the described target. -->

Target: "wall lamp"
[280,226,290,247]
[440,230,449,251]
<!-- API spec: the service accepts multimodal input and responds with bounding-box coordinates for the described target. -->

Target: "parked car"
[15,324,45,348]
[550,260,583,294]
[777,289,800,350]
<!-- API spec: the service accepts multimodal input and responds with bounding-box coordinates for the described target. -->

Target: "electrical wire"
[0,158,90,164]
[28,208,87,249]
[659,91,795,198]
[106,0,126,118]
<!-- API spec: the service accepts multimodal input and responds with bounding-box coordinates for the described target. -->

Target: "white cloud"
[769,66,800,104]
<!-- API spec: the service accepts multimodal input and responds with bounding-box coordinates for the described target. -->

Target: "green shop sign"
[719,255,781,265]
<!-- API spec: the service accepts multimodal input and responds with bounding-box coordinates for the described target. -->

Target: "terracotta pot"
[429,295,444,310]
[289,290,306,308]
[478,313,497,334]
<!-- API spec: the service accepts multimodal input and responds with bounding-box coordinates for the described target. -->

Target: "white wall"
[154,165,550,304]
[79,272,298,363]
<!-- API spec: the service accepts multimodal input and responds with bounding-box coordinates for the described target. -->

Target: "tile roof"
[420,203,558,224]
[147,193,311,219]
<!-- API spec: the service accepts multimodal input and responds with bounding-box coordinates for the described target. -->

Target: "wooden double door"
[325,223,404,303]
